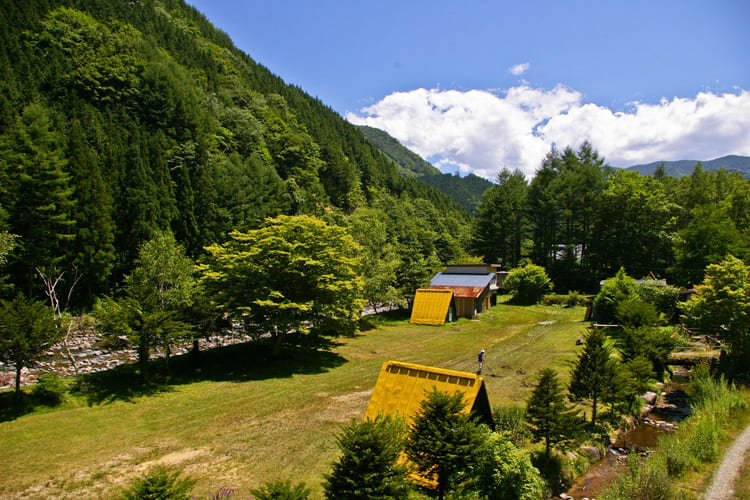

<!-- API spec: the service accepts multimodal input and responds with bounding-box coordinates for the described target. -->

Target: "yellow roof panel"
[365,361,492,427]
[410,288,453,325]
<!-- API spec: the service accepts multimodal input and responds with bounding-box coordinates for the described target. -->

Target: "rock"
[581,445,601,460]
[641,391,658,404]
[559,494,573,500]
[567,451,578,461]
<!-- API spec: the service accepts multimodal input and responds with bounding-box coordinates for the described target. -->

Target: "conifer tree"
[67,119,115,302]
[406,389,488,500]
[526,368,577,459]
[1,103,75,295]
[324,415,410,500]
[568,328,617,426]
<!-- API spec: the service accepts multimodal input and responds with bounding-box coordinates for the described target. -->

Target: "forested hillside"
[359,125,493,212]
[0,0,468,305]
[624,155,750,178]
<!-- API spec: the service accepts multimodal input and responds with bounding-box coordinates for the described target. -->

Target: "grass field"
[0,301,589,499]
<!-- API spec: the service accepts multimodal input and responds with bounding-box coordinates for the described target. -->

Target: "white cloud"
[346,87,750,180]
[509,62,530,76]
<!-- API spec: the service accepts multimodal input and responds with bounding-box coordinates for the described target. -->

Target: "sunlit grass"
[0,301,589,499]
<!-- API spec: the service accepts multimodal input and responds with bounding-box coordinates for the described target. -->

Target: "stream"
[560,368,692,500]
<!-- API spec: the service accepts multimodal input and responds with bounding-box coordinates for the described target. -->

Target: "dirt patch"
[320,390,372,423]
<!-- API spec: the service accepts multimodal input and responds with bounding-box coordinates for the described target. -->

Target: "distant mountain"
[359,125,493,211]
[624,155,750,178]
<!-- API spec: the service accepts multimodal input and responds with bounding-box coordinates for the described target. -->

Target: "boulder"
[580,445,601,460]
[641,391,658,404]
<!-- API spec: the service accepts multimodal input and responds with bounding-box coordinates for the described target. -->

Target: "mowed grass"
[0,301,588,499]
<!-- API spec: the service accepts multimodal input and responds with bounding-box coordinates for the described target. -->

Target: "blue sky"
[186,0,750,179]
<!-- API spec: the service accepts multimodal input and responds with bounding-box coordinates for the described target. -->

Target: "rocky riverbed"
[0,328,253,390]
[561,368,693,500]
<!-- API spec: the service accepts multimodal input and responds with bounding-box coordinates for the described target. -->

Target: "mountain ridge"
[622,155,750,177]
[358,125,493,211]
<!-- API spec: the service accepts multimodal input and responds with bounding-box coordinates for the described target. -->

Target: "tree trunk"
[271,333,283,358]
[14,365,22,401]
[139,344,150,382]
[592,395,598,426]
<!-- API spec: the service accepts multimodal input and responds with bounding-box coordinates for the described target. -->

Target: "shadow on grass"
[80,338,347,406]
[359,308,411,332]
[0,338,348,419]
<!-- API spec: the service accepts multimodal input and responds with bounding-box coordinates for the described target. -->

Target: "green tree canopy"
[0,295,61,398]
[200,215,364,356]
[568,328,617,426]
[503,264,553,305]
[680,255,750,379]
[526,368,577,459]
[406,389,488,500]
[323,415,410,500]
[471,168,528,268]
[94,232,195,380]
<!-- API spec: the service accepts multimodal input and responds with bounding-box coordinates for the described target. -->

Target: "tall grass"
[602,366,749,499]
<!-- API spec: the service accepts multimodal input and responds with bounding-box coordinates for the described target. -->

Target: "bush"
[592,268,639,323]
[541,292,588,307]
[32,372,67,406]
[504,264,553,305]
[601,453,673,500]
[493,405,531,446]
[475,433,546,500]
[636,278,680,320]
[250,480,311,500]
[689,414,718,464]
[659,433,692,477]
[121,466,195,500]
[686,362,747,417]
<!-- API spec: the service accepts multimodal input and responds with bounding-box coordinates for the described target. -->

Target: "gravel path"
[704,421,750,500]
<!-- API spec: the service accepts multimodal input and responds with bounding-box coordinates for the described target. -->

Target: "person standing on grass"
[478,349,485,374]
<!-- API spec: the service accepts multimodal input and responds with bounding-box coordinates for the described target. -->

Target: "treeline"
[472,142,750,291]
[0,0,468,306]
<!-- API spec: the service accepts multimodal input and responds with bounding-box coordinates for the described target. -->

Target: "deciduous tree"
[200,215,364,356]
[680,255,750,379]
[0,295,61,399]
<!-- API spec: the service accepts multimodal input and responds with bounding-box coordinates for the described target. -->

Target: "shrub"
[504,264,553,305]
[601,453,673,500]
[592,268,639,323]
[32,372,67,406]
[636,278,680,320]
[250,480,311,500]
[688,414,718,464]
[659,433,692,477]
[493,405,531,446]
[686,362,747,417]
[475,433,546,500]
[121,466,195,500]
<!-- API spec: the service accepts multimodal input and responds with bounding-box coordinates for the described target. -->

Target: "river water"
[561,369,691,499]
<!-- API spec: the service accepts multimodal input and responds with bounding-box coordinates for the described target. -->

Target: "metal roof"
[429,272,495,298]
[410,289,453,325]
[365,361,493,427]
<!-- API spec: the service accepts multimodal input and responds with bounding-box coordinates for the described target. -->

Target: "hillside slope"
[624,155,750,177]
[0,0,467,298]
[359,125,493,211]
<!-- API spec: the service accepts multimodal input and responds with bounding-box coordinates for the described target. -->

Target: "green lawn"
[0,302,588,499]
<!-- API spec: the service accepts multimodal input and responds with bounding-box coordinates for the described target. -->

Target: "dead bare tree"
[36,267,84,388]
